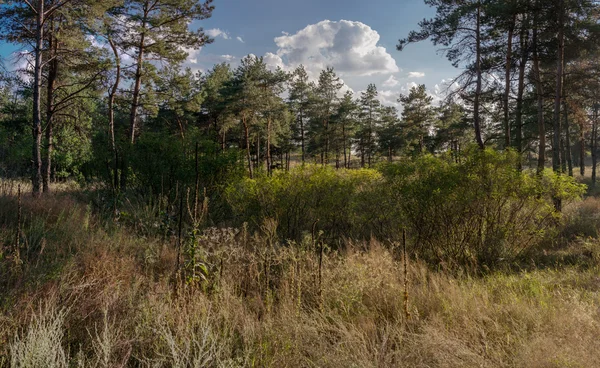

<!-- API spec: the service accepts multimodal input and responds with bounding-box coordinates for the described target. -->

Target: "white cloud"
[221,54,235,61]
[408,71,425,78]
[378,89,400,107]
[382,75,399,88]
[206,28,230,40]
[183,47,202,65]
[265,20,399,80]
[236,36,244,43]
[264,52,285,71]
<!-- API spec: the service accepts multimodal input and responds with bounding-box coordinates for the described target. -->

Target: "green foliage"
[129,128,244,196]
[226,165,382,243]
[228,149,585,270]
[380,148,586,269]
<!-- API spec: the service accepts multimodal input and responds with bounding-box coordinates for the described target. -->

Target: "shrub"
[10,306,68,368]
[225,165,382,243]
[380,149,585,269]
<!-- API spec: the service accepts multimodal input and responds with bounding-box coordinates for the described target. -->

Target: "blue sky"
[0,0,460,106]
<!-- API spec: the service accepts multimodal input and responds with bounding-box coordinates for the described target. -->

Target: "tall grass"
[1,187,600,367]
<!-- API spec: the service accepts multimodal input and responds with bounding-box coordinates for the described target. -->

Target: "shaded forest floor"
[1,182,600,367]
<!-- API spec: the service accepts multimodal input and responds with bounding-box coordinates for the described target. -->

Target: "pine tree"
[307,67,343,165]
[356,84,381,167]
[288,65,313,163]
[398,84,435,155]
[398,0,489,149]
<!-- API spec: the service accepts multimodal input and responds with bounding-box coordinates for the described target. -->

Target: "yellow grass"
[1,190,600,367]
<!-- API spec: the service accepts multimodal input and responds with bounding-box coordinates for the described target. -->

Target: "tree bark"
[533,25,545,174]
[31,0,44,196]
[129,1,149,145]
[243,116,253,178]
[564,101,573,176]
[108,37,121,191]
[503,14,517,149]
[43,30,58,193]
[300,108,305,163]
[552,0,565,210]
[342,124,347,168]
[580,119,585,176]
[473,0,485,150]
[515,22,529,171]
[592,106,598,186]
[553,0,565,173]
[267,117,272,175]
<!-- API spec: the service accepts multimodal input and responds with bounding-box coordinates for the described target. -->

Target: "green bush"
[228,149,585,270]
[226,165,382,243]
[380,149,585,269]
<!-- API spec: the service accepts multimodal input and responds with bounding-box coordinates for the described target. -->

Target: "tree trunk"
[300,110,305,163]
[503,14,517,149]
[129,33,145,144]
[31,0,44,196]
[473,0,485,150]
[324,118,329,165]
[43,32,58,193]
[108,37,121,191]
[592,106,598,186]
[243,117,253,178]
[267,117,272,175]
[553,0,565,173]
[552,0,565,210]
[515,23,529,171]
[564,102,573,176]
[342,124,347,168]
[580,119,585,176]
[533,25,545,174]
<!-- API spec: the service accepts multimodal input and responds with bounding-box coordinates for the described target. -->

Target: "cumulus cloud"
[265,20,399,80]
[378,89,400,107]
[236,36,244,43]
[382,75,399,88]
[206,28,230,40]
[408,71,425,78]
[183,47,202,64]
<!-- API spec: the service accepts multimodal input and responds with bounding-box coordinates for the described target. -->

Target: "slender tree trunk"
[515,23,529,170]
[267,117,272,175]
[564,101,573,176]
[221,130,226,153]
[533,26,545,174]
[553,0,565,173]
[561,136,567,173]
[242,117,253,178]
[256,134,261,169]
[43,33,58,193]
[129,33,145,145]
[592,106,598,186]
[31,0,44,196]
[473,0,485,150]
[108,37,121,191]
[300,110,305,163]
[552,0,565,210]
[580,120,585,176]
[324,118,329,165]
[347,142,352,169]
[342,124,347,168]
[504,14,517,149]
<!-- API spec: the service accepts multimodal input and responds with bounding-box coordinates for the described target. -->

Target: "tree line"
[1,0,600,199]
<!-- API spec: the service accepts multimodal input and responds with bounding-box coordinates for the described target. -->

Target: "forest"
[2,0,600,366]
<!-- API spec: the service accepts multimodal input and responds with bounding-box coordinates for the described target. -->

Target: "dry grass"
[1,190,600,367]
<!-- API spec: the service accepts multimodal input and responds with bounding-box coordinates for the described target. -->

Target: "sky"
[0,0,461,108]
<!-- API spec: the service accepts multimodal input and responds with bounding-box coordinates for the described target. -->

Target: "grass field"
[1,180,600,367]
